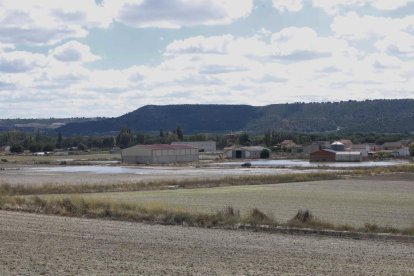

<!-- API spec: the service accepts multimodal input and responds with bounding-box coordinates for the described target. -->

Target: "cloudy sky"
[0,0,414,118]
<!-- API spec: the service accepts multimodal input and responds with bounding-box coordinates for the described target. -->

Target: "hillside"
[57,99,414,135]
[0,118,102,133]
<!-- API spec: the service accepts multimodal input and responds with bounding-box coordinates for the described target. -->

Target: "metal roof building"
[310,149,362,162]
[171,141,216,152]
[335,151,362,162]
[224,146,268,159]
[121,144,199,164]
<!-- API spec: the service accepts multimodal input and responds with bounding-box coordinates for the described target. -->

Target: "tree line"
[1,127,412,154]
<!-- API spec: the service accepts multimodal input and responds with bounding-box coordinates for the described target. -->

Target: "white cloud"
[331,12,414,40]
[0,0,111,45]
[50,41,101,63]
[271,0,414,14]
[375,32,414,59]
[270,27,355,61]
[272,0,303,12]
[0,24,414,117]
[0,51,45,73]
[103,0,253,28]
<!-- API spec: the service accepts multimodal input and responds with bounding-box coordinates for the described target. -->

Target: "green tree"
[176,126,184,141]
[264,130,271,147]
[29,143,42,153]
[10,144,24,153]
[56,131,63,149]
[260,149,270,159]
[238,133,250,146]
[77,143,87,151]
[409,143,414,157]
[116,126,133,148]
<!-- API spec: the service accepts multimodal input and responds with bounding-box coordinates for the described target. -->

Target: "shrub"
[245,208,273,226]
[260,149,270,159]
[10,144,24,154]
[292,209,313,224]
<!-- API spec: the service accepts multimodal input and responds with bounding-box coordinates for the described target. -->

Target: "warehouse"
[224,146,268,159]
[171,141,216,152]
[335,151,362,162]
[121,144,199,164]
[310,149,362,162]
[309,149,336,162]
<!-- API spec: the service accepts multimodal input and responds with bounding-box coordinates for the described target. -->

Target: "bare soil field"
[47,177,414,228]
[0,211,412,275]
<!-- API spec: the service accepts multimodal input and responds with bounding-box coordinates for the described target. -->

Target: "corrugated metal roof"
[135,144,196,150]
[336,151,361,156]
[331,141,344,146]
[321,149,337,153]
[240,146,266,151]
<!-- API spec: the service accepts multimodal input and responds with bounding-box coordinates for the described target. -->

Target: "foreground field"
[0,211,412,275]
[46,175,414,228]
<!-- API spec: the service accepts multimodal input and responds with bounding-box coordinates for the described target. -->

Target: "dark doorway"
[236,150,242,158]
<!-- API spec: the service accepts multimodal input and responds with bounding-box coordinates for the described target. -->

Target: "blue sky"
[0,0,413,118]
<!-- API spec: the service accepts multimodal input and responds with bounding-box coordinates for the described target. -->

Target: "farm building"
[391,147,410,157]
[121,144,199,164]
[303,141,330,154]
[224,146,268,159]
[279,140,303,153]
[383,141,404,150]
[172,141,216,152]
[335,151,362,162]
[331,141,345,151]
[310,149,362,162]
[0,146,10,154]
[351,144,370,158]
[310,149,336,162]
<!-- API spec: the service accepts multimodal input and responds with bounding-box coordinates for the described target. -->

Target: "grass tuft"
[0,196,413,235]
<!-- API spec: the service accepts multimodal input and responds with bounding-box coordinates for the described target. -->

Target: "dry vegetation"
[1,194,413,236]
[0,163,413,236]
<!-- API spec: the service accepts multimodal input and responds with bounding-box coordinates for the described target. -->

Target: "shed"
[351,144,370,157]
[121,144,199,164]
[383,141,403,150]
[225,146,268,159]
[335,151,362,162]
[309,149,336,162]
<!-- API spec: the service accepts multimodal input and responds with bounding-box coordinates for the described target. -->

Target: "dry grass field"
[42,175,414,228]
[0,211,412,275]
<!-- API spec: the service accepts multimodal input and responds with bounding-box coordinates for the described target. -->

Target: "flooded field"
[0,164,325,186]
[217,159,410,168]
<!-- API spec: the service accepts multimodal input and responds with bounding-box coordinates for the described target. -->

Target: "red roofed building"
[121,144,199,164]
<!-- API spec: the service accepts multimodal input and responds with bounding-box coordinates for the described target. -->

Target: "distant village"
[96,135,413,165]
[1,131,413,165]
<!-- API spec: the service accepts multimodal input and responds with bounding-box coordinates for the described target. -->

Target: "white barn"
[224,146,268,159]
[122,144,199,164]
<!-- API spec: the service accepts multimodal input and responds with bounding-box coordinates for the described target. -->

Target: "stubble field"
[0,211,413,275]
[41,174,414,228]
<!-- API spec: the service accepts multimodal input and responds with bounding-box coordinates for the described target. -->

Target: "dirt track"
[0,211,413,275]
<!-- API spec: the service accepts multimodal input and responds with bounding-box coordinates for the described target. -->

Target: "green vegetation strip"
[0,196,413,237]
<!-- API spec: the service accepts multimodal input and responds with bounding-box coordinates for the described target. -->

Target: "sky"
[0,0,414,118]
